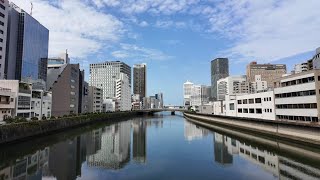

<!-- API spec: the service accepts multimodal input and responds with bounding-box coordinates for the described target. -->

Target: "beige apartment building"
[246,61,286,88]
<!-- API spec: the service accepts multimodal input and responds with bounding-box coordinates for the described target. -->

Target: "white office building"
[90,61,131,100]
[183,81,193,107]
[235,91,276,120]
[274,70,320,123]
[294,63,309,74]
[0,0,8,79]
[116,73,131,111]
[191,84,201,106]
[217,75,247,101]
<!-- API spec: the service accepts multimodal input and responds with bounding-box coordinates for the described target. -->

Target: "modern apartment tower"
[246,61,286,88]
[89,61,131,100]
[0,0,9,79]
[5,2,49,86]
[133,63,147,101]
[211,58,229,100]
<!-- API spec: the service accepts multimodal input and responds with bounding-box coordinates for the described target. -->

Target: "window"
[0,30,3,34]
[243,99,248,104]
[256,108,262,114]
[243,108,248,113]
[0,21,3,26]
[238,108,242,113]
[249,108,254,113]
[255,98,261,103]
[229,103,235,110]
[0,12,4,18]
[238,100,242,104]
[0,4,5,10]
[249,99,254,104]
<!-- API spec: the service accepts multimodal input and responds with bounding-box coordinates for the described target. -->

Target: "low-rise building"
[234,91,275,120]
[88,86,103,113]
[103,98,116,112]
[274,70,320,123]
[31,90,52,120]
[0,87,15,122]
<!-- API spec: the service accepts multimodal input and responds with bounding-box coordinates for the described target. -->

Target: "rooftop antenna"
[30,2,33,16]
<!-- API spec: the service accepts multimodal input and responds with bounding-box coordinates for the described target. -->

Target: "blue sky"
[13,0,320,105]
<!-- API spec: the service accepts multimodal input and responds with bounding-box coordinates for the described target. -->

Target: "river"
[0,112,319,180]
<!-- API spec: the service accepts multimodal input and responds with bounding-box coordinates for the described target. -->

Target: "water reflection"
[184,121,209,141]
[0,116,319,180]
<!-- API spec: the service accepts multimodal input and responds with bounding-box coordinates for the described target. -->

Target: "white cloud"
[139,21,149,27]
[89,0,199,15]
[202,0,320,62]
[11,0,124,58]
[111,43,173,61]
[155,20,186,29]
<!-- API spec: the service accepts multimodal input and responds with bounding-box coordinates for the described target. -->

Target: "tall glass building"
[5,3,49,87]
[211,58,229,100]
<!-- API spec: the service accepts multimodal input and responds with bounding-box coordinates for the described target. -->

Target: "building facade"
[217,75,247,101]
[312,47,320,69]
[5,3,49,87]
[31,90,52,119]
[0,0,9,79]
[0,87,15,122]
[88,86,103,113]
[246,61,286,88]
[133,63,147,101]
[115,73,131,111]
[274,70,320,123]
[211,58,229,100]
[90,61,131,100]
[48,64,81,117]
[183,81,193,107]
[234,91,276,120]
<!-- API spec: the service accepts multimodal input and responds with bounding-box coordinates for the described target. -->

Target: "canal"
[0,112,319,180]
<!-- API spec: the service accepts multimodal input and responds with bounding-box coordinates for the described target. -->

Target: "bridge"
[135,108,186,115]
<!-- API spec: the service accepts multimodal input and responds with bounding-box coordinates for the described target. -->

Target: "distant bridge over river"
[135,108,186,115]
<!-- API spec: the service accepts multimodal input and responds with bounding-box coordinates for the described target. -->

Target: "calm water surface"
[0,113,319,180]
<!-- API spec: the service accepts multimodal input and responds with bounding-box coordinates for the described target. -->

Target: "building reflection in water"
[184,121,209,141]
[213,131,320,179]
[0,147,49,180]
[86,120,131,169]
[132,119,147,164]
[1,120,320,180]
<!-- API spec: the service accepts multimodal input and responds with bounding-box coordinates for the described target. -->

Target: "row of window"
[275,90,316,98]
[237,97,271,104]
[238,108,264,114]
[276,103,317,109]
[1,110,10,113]
[279,76,315,87]
[0,12,4,18]
[276,115,318,122]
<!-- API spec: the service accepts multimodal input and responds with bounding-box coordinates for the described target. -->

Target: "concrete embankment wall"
[184,112,320,146]
[0,112,138,145]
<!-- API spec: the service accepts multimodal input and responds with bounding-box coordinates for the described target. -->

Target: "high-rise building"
[89,61,131,100]
[5,3,49,86]
[201,85,211,105]
[211,58,229,100]
[133,63,147,101]
[47,64,81,117]
[183,81,193,107]
[246,61,286,88]
[217,75,247,101]
[115,73,131,111]
[0,0,9,79]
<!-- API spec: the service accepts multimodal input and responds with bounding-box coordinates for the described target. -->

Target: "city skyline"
[11,0,320,105]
